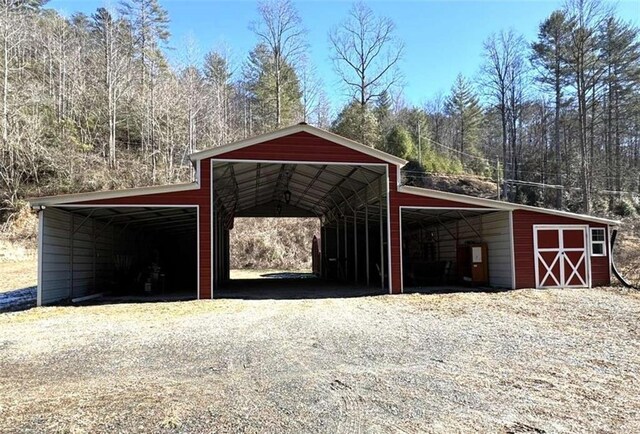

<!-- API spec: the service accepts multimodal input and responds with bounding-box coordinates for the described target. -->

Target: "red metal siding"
[67,160,213,299]
[213,131,389,164]
[513,210,610,288]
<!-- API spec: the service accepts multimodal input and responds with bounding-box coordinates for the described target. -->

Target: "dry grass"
[229,268,310,279]
[0,259,36,294]
[1,287,639,433]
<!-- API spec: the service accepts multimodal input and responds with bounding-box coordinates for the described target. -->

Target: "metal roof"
[30,183,198,207]
[212,161,386,219]
[398,185,621,225]
[59,206,198,234]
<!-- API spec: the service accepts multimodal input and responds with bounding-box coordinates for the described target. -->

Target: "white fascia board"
[189,124,408,167]
[397,185,620,225]
[29,182,199,207]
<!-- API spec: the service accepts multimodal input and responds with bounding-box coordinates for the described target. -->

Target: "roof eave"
[29,182,198,207]
[397,185,621,225]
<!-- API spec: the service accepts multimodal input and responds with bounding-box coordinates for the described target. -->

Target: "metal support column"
[365,202,370,286]
[354,208,358,283]
[336,216,340,279]
[379,177,385,290]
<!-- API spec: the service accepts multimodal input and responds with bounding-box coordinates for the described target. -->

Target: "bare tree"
[298,58,321,123]
[91,7,132,168]
[250,0,306,128]
[329,1,404,108]
[480,29,529,199]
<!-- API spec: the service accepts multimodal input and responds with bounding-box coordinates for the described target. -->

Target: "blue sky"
[48,0,639,109]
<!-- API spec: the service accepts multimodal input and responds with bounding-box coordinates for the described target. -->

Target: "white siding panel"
[40,207,119,305]
[41,208,72,305]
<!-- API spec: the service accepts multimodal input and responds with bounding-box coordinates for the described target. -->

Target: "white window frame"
[590,228,607,257]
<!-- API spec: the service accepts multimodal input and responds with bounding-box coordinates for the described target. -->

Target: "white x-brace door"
[533,225,591,289]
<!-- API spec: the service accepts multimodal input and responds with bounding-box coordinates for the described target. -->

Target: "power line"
[504,179,640,196]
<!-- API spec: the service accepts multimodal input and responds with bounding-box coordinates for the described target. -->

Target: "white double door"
[534,225,590,288]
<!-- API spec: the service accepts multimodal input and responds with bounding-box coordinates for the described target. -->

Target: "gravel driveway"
[1,288,639,433]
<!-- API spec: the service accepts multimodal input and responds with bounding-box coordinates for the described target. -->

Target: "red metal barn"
[31,124,618,305]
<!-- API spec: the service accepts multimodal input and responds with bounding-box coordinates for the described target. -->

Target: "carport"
[208,160,391,293]
[37,205,198,305]
[400,207,514,290]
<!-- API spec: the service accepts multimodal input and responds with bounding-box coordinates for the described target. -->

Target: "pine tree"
[383,125,415,160]
[531,10,572,209]
[331,100,381,147]
[244,43,302,133]
[445,74,482,166]
[249,0,306,129]
[599,16,640,203]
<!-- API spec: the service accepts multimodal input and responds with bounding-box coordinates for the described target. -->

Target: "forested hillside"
[1,0,639,227]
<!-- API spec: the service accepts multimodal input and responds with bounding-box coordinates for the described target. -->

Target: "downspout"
[610,229,637,289]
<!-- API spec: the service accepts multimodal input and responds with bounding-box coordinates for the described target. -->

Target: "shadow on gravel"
[216,277,386,300]
[404,286,513,295]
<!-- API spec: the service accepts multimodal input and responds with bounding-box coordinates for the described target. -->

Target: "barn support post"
[212,202,218,295]
[336,215,340,279]
[365,203,370,287]
[343,214,347,280]
[354,208,358,283]
[378,177,385,290]
[320,219,325,278]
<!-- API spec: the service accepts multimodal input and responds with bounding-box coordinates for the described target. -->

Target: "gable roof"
[398,185,621,225]
[188,123,408,166]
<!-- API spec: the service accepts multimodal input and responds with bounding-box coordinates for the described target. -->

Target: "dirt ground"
[0,287,639,433]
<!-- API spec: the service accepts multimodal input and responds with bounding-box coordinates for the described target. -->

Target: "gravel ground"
[0,287,639,433]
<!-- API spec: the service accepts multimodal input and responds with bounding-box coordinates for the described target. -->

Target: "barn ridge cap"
[188,123,409,166]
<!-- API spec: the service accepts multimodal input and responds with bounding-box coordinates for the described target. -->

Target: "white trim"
[399,207,404,293]
[533,224,591,289]
[210,161,214,299]
[509,210,516,290]
[210,158,389,168]
[189,123,408,166]
[196,205,200,299]
[386,164,393,294]
[397,185,620,226]
[607,225,613,284]
[589,227,607,257]
[30,182,199,207]
[37,210,43,307]
[398,206,502,212]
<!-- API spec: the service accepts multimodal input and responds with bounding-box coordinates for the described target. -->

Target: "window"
[590,228,606,257]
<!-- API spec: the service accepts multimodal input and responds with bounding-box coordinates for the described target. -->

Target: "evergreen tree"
[599,16,640,203]
[331,101,381,147]
[383,125,415,159]
[445,74,482,166]
[374,89,392,133]
[249,0,306,128]
[531,10,572,209]
[244,43,302,133]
